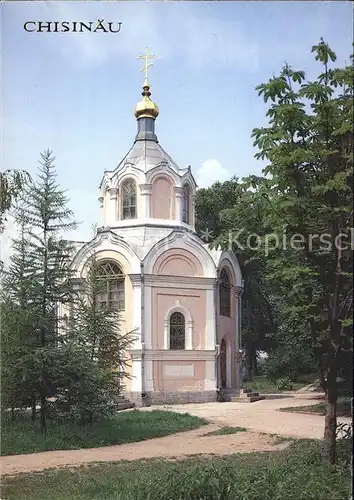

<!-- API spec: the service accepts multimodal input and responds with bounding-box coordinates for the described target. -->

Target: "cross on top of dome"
[137,47,157,87]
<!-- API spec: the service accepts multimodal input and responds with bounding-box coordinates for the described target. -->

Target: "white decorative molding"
[131,358,142,392]
[145,358,154,391]
[144,284,152,349]
[205,288,216,349]
[164,364,194,377]
[139,183,152,194]
[131,283,142,348]
[187,321,193,350]
[173,186,184,224]
[139,183,152,218]
[173,186,184,198]
[215,344,220,357]
[163,319,169,349]
[112,167,144,190]
[100,173,111,194]
[146,163,181,185]
[106,218,190,230]
[143,349,216,361]
[129,349,144,359]
[129,274,142,285]
[108,187,118,200]
[140,274,216,288]
[70,230,141,275]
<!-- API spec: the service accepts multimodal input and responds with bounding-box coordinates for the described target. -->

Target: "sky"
[1,1,353,265]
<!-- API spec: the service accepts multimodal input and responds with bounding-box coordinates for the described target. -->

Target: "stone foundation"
[128,390,217,406]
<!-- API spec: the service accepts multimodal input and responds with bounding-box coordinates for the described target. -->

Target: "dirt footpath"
[1,394,351,476]
[140,393,352,440]
[0,424,287,476]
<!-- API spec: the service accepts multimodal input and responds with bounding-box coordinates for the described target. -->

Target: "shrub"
[276,376,293,391]
[264,345,314,382]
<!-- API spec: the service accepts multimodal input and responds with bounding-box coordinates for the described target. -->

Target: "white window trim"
[164,304,193,350]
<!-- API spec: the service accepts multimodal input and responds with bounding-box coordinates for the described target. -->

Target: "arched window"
[122,179,137,220]
[182,185,190,224]
[169,312,185,349]
[95,261,125,310]
[219,268,231,317]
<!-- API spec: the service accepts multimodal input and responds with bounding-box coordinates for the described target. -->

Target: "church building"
[69,52,243,405]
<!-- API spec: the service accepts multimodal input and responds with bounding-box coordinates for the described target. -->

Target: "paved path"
[1,393,351,476]
[140,393,352,440]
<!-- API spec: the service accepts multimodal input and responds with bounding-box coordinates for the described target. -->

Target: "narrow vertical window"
[122,179,137,220]
[219,268,231,317]
[169,312,185,349]
[182,185,190,224]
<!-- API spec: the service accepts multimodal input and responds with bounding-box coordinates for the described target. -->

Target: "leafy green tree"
[195,178,241,237]
[0,169,30,232]
[251,39,353,464]
[195,177,276,377]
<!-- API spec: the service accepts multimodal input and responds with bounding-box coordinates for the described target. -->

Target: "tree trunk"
[245,347,253,381]
[40,394,46,434]
[252,350,258,376]
[31,392,36,422]
[323,361,337,465]
[11,405,15,421]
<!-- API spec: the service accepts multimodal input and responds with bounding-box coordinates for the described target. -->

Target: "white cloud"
[195,159,231,189]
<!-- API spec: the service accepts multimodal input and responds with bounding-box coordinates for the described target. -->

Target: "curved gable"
[217,250,242,288]
[153,248,203,277]
[70,231,141,277]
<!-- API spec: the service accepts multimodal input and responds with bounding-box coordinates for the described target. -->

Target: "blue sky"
[1,1,353,263]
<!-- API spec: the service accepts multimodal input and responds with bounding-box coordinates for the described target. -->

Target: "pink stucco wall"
[151,176,173,219]
[217,259,239,387]
[153,360,206,392]
[151,287,206,349]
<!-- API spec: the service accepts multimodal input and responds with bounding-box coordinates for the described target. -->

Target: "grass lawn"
[1,410,208,456]
[2,440,351,500]
[279,398,352,417]
[204,426,247,436]
[246,373,318,393]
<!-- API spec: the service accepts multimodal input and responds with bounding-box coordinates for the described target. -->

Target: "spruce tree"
[12,150,77,432]
[1,220,39,420]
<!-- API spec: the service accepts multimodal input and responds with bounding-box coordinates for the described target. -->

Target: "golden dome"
[134,79,159,119]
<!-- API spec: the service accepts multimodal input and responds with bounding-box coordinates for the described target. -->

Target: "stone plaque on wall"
[164,364,194,377]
